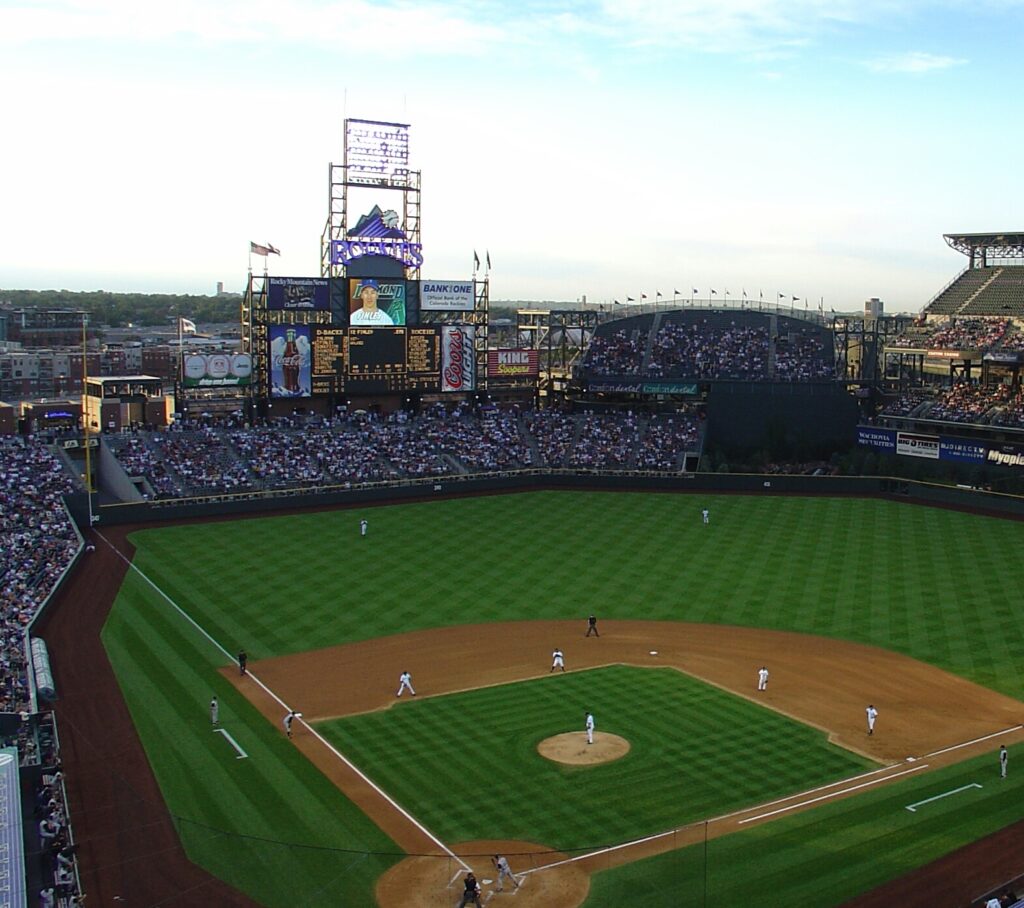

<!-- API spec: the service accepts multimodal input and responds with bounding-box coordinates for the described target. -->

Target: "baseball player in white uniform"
[866,704,878,736]
[396,671,416,697]
[284,710,301,738]
[551,648,565,672]
[757,666,769,691]
[701,507,709,525]
[492,854,519,891]
[210,696,219,725]
[585,711,595,744]
[360,518,368,537]
[1000,745,1008,778]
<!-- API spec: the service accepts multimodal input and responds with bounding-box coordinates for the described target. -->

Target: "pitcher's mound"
[375,839,590,907]
[538,732,630,765]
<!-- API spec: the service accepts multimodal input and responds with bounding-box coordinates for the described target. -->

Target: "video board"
[348,277,406,327]
[345,327,440,393]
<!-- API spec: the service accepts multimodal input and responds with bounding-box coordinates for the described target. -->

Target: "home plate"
[649,650,658,656]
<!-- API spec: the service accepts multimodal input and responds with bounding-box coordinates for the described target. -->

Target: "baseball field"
[93,490,1024,906]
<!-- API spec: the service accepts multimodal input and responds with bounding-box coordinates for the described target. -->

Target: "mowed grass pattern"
[321,666,871,848]
[128,492,1024,698]
[104,491,1024,906]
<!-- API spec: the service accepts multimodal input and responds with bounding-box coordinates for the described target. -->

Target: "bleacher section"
[580,310,834,381]
[925,266,1024,318]
[105,406,706,496]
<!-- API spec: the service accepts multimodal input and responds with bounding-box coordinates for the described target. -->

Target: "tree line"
[0,289,241,328]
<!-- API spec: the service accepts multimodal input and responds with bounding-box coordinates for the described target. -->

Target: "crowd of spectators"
[989,389,1024,429]
[923,383,1012,424]
[570,412,640,468]
[150,426,255,495]
[0,439,83,904]
[891,318,1010,351]
[647,320,769,380]
[107,405,708,492]
[774,328,835,380]
[637,413,700,470]
[0,438,79,712]
[879,392,930,418]
[583,329,645,376]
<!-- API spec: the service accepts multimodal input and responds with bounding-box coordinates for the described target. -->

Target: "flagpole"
[81,313,95,527]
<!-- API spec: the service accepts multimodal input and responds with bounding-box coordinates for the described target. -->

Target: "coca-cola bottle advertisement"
[269,324,311,398]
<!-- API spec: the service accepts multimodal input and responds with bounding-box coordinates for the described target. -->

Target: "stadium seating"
[925,266,1024,317]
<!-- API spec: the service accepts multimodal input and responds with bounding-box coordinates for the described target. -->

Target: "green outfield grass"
[319,665,872,848]
[587,741,1024,907]
[101,490,1024,906]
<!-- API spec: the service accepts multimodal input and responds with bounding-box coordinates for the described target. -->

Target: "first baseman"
[551,648,565,672]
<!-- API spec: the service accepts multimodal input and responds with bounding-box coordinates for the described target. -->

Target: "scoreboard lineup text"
[310,326,442,395]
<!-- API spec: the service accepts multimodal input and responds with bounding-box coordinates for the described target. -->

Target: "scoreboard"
[311,327,442,394]
[311,328,346,395]
[347,327,441,392]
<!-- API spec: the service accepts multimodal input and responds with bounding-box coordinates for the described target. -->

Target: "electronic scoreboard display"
[345,327,441,393]
[311,328,346,395]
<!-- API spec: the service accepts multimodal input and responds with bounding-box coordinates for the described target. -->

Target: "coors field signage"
[421,280,475,311]
[441,325,475,392]
[487,348,538,378]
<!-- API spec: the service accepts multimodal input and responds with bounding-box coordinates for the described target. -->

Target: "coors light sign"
[442,325,475,392]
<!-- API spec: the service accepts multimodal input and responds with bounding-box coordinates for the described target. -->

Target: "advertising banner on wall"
[856,426,896,452]
[268,325,311,398]
[266,277,330,311]
[939,438,987,464]
[349,278,406,327]
[987,444,1024,468]
[487,348,539,379]
[896,431,940,459]
[421,281,475,311]
[182,353,253,388]
[441,325,475,392]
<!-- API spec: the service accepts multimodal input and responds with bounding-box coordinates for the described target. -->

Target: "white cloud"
[864,51,967,73]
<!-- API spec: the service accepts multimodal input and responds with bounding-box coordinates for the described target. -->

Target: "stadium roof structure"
[944,232,1024,264]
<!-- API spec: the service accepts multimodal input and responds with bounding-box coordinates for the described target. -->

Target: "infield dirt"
[229,619,1024,907]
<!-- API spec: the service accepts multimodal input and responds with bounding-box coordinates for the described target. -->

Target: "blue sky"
[2,0,1022,312]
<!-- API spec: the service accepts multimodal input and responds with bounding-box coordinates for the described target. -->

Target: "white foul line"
[519,762,921,876]
[738,764,930,824]
[924,726,1022,759]
[905,783,982,812]
[99,531,471,873]
[214,727,248,759]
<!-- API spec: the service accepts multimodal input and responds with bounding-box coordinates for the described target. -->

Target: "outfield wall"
[64,469,1024,529]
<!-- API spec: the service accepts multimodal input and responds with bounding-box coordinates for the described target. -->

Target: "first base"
[649,650,658,655]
